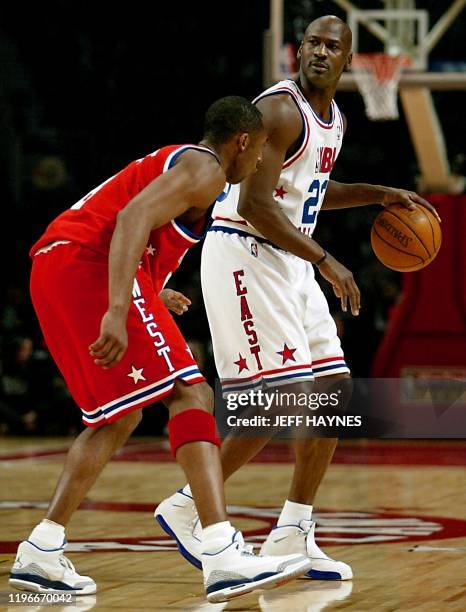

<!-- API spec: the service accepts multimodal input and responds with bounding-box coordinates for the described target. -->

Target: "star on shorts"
[277,343,297,365]
[127,365,146,384]
[234,354,249,374]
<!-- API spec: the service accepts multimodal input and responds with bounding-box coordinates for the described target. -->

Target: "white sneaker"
[203,530,312,603]
[260,520,352,581]
[9,540,96,595]
[155,489,202,569]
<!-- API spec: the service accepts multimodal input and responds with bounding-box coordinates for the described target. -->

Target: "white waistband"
[34,240,71,255]
[211,219,265,238]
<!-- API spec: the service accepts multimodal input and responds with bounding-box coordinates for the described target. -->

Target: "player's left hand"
[89,309,128,368]
[381,188,441,222]
[159,288,191,315]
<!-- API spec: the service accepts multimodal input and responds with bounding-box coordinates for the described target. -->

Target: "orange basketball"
[371,204,442,272]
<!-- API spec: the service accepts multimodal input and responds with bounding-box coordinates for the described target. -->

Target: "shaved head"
[298,14,353,91]
[305,15,352,52]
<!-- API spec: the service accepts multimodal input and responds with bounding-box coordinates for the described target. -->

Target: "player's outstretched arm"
[238,96,360,316]
[89,153,224,368]
[322,180,440,221]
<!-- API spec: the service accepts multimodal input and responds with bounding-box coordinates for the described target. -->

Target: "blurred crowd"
[2,1,462,436]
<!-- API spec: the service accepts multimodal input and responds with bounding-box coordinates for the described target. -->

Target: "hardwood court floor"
[1,438,466,611]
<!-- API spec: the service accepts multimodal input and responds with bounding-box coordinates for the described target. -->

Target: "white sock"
[201,521,235,554]
[277,500,313,527]
[182,484,192,498]
[29,519,66,550]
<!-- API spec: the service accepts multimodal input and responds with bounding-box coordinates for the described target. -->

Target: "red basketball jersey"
[30,144,219,292]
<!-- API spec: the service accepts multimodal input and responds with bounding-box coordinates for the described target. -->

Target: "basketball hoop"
[351,53,411,121]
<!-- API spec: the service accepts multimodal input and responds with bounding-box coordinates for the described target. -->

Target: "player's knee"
[110,409,142,435]
[167,408,220,457]
[313,373,352,393]
[289,380,314,395]
[195,381,214,412]
[168,379,214,414]
[312,374,353,418]
[165,381,218,457]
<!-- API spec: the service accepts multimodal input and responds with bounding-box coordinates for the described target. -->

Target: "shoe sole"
[206,558,312,603]
[302,567,353,580]
[9,577,96,595]
[155,513,202,570]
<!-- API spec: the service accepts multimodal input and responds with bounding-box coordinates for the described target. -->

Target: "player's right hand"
[317,254,361,316]
[159,288,191,315]
[89,310,128,368]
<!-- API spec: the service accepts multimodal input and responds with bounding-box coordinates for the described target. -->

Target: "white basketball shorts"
[201,226,349,393]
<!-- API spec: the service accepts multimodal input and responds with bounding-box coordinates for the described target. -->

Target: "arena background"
[0,0,464,436]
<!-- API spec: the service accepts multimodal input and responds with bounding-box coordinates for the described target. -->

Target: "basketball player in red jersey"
[9,96,313,603]
[158,17,440,580]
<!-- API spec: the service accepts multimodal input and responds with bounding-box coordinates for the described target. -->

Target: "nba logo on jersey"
[315,147,337,174]
[251,243,258,257]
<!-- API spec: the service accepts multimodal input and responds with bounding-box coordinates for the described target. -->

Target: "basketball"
[371,204,442,272]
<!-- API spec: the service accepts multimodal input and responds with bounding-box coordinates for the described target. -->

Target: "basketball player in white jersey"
[156,16,439,579]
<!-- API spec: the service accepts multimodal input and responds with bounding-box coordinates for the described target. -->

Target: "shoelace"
[189,510,199,528]
[235,542,255,556]
[59,555,76,573]
[190,510,255,555]
[292,523,309,541]
[299,523,332,561]
[190,513,201,542]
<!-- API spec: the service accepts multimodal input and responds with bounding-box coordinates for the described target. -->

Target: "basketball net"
[351,53,411,121]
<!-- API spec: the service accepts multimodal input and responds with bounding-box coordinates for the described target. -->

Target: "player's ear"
[345,51,353,71]
[238,133,249,153]
[297,43,302,61]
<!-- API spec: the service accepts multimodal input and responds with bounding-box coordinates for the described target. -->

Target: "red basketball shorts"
[30,241,205,427]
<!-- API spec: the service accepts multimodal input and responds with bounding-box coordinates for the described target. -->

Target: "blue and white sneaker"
[9,540,96,594]
[260,520,353,581]
[155,489,202,569]
[203,530,312,603]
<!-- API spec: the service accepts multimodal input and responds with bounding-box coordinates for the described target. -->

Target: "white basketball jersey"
[211,79,344,239]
